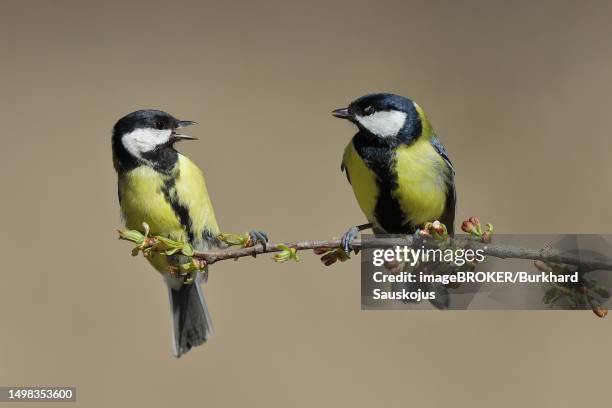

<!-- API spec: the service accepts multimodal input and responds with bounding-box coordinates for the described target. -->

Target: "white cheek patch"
[355,110,407,138]
[122,128,172,159]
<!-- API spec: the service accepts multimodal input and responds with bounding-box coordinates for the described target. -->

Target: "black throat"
[112,137,179,175]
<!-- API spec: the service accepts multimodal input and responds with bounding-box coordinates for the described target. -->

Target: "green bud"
[182,243,194,257]
[118,229,145,244]
[179,262,196,274]
[273,244,299,262]
[218,233,249,246]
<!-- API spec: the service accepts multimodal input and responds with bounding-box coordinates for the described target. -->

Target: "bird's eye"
[363,106,374,115]
[155,121,164,130]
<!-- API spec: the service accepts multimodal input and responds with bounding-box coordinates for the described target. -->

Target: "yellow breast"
[342,142,379,222]
[118,154,219,242]
[342,137,450,230]
[119,166,184,239]
[393,138,449,227]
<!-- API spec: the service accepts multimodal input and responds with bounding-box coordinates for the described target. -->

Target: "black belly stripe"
[161,176,195,242]
[352,135,414,234]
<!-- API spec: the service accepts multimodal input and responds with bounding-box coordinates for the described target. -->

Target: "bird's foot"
[412,229,425,247]
[316,223,371,266]
[341,225,360,256]
[247,230,268,251]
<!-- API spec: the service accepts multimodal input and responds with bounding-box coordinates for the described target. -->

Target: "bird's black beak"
[331,107,353,120]
[172,120,198,141]
[177,120,197,128]
[172,133,198,141]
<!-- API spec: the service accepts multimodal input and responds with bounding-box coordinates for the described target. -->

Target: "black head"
[332,93,422,142]
[112,109,197,173]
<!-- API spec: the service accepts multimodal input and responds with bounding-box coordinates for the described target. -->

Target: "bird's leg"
[411,228,425,248]
[340,223,373,256]
[247,230,268,251]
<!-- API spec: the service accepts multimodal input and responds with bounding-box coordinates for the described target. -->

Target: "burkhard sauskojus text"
[369,246,579,302]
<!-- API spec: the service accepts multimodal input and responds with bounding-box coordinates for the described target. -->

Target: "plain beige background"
[1,0,612,407]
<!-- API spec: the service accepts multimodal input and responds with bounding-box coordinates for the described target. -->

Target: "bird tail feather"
[166,275,213,357]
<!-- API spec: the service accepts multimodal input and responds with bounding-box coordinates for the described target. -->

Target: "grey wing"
[431,136,456,234]
[430,135,454,175]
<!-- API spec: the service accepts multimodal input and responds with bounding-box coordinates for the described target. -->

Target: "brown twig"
[194,236,612,271]
[120,219,612,316]
[195,239,346,265]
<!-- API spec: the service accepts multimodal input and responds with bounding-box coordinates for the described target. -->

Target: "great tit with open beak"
[112,109,267,357]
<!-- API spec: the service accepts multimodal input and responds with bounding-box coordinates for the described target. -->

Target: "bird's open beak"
[331,107,353,120]
[177,120,197,128]
[172,120,198,141]
[172,133,198,141]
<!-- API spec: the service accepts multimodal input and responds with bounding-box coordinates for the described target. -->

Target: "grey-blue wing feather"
[430,135,456,234]
[430,135,454,175]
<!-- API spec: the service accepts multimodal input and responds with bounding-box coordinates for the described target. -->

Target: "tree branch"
[195,239,346,264]
[118,221,612,316]
[194,236,612,271]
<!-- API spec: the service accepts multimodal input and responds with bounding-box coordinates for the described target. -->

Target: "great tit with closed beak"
[332,93,455,250]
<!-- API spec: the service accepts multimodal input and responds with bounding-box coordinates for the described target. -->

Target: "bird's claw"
[248,230,268,251]
[412,229,424,247]
[340,226,360,256]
